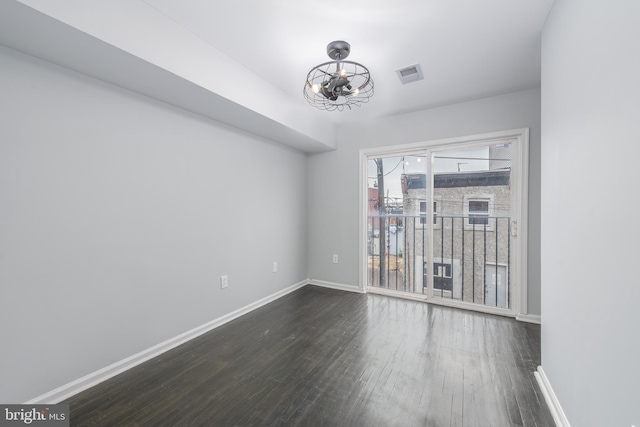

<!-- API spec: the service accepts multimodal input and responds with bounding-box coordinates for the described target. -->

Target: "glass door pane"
[430,142,513,308]
[366,154,427,294]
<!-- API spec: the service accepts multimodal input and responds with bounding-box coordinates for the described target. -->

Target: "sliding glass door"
[362,130,528,316]
[366,154,427,294]
[428,142,513,309]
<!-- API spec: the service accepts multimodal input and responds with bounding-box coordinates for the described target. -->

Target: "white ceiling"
[144,0,554,122]
[0,0,555,151]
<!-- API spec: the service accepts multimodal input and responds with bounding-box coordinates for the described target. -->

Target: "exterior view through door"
[363,130,527,316]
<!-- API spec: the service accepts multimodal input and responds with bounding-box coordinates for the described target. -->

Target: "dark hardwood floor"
[66,286,554,426]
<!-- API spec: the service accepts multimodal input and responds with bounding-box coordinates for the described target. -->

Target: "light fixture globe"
[304,41,374,111]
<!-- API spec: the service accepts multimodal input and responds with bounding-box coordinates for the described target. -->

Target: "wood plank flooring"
[66,286,554,426]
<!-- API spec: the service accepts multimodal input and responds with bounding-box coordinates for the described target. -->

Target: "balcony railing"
[368,214,511,308]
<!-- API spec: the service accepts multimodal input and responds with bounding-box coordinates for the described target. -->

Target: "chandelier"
[303,41,374,111]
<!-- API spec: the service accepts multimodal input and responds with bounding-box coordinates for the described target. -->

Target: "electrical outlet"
[220,275,228,289]
[333,254,339,263]
[273,262,278,273]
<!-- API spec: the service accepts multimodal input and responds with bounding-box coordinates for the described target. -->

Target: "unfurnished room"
[1,1,638,426]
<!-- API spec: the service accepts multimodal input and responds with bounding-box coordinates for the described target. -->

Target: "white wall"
[308,88,542,315]
[541,1,640,425]
[0,46,308,403]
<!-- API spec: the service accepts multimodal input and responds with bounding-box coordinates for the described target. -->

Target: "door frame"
[359,128,530,318]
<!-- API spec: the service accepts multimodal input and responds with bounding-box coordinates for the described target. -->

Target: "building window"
[419,201,427,225]
[433,198,443,228]
[419,199,441,226]
[433,262,452,278]
[469,200,489,225]
[464,195,494,229]
[433,201,438,225]
[433,260,453,291]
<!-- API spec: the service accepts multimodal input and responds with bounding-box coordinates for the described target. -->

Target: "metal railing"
[367,214,511,308]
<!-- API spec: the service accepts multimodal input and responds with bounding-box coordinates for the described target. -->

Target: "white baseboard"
[534,366,571,427]
[25,279,308,404]
[516,313,542,324]
[307,279,365,294]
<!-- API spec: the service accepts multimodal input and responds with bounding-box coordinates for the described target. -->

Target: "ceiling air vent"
[395,64,424,85]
